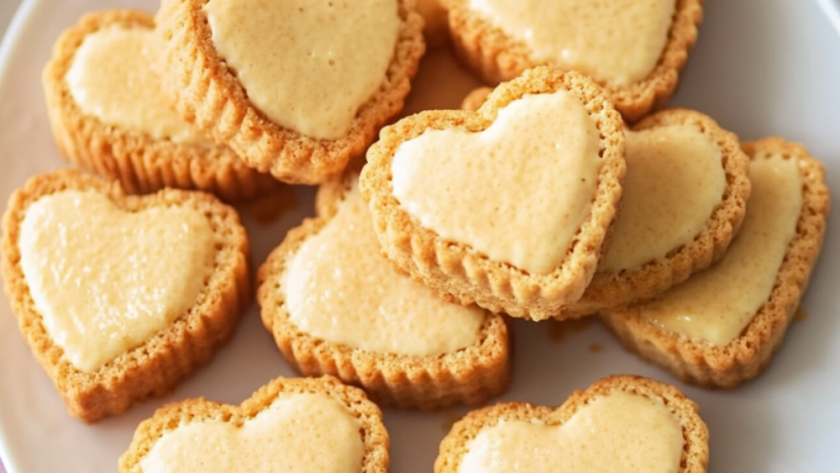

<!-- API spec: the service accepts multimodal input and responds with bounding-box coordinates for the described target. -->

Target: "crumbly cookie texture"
[435,375,709,473]
[41,9,280,203]
[561,108,751,317]
[444,0,703,122]
[600,138,830,388]
[361,66,625,321]
[154,0,425,185]
[258,171,511,410]
[1,170,250,422]
[119,375,389,473]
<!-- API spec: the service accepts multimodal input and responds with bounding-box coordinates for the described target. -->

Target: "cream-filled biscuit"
[155,0,425,184]
[119,375,389,473]
[1,170,250,422]
[258,172,511,410]
[435,375,708,473]
[42,9,279,202]
[444,0,703,121]
[361,66,625,320]
[600,138,830,388]
[562,108,751,317]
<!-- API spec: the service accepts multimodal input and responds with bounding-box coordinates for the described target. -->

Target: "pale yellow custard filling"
[283,181,485,356]
[641,156,803,344]
[468,0,676,86]
[19,191,215,373]
[140,393,363,473]
[66,25,206,144]
[204,0,400,139]
[601,125,725,271]
[392,91,601,275]
[458,391,684,473]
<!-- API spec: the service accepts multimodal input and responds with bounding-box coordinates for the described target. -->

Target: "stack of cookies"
[0,0,831,472]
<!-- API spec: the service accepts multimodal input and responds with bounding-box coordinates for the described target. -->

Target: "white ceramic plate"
[0,1,838,472]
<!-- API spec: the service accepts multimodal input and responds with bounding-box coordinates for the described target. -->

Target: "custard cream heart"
[391,91,601,275]
[140,393,363,473]
[204,0,400,139]
[468,0,676,86]
[640,155,802,344]
[600,124,725,271]
[459,391,683,473]
[66,24,205,144]
[283,181,485,356]
[19,190,215,373]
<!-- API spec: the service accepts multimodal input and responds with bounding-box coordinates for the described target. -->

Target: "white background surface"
[0,1,838,472]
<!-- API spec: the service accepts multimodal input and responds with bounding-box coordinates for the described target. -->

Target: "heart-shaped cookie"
[601,138,830,388]
[258,172,511,410]
[1,170,250,422]
[119,375,389,473]
[42,9,279,202]
[562,108,751,317]
[446,0,703,121]
[155,0,425,184]
[361,66,625,320]
[435,375,709,473]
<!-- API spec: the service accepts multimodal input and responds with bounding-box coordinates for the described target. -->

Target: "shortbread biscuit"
[435,375,709,473]
[42,9,279,202]
[562,108,751,317]
[155,0,425,185]
[119,375,389,473]
[600,138,830,388]
[1,170,250,422]
[361,66,625,320]
[258,172,511,410]
[445,0,703,122]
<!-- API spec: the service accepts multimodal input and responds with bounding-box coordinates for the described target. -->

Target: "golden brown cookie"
[445,0,703,122]
[41,9,279,202]
[155,0,425,185]
[258,171,511,410]
[1,170,250,422]
[361,66,625,320]
[119,375,389,473]
[435,375,709,473]
[600,138,830,388]
[561,108,751,317]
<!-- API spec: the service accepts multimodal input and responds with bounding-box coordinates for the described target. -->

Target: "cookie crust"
[600,138,830,388]
[1,170,251,422]
[361,66,626,321]
[41,9,280,203]
[445,0,704,122]
[435,375,709,473]
[119,375,389,473]
[258,172,511,410]
[155,0,425,185]
[563,108,751,317]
